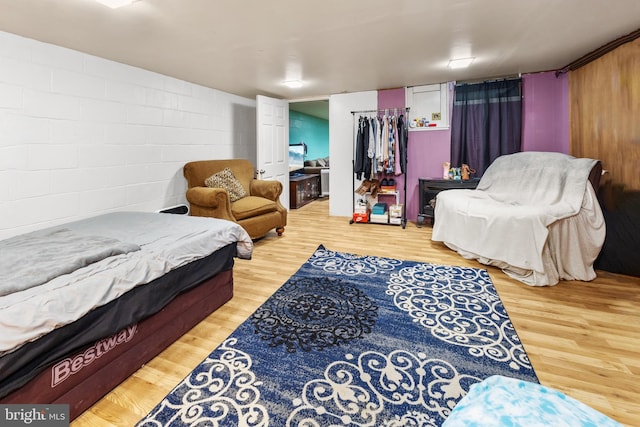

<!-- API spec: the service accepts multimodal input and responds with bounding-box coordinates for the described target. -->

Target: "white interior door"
[256,95,289,209]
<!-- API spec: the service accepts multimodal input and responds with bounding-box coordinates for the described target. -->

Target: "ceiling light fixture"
[94,0,138,9]
[448,57,475,69]
[282,80,303,89]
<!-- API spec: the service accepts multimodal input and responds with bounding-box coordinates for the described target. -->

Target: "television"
[289,143,306,172]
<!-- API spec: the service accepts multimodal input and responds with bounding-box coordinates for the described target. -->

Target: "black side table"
[418,178,480,226]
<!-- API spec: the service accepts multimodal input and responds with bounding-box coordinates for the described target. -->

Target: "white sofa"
[431,151,605,286]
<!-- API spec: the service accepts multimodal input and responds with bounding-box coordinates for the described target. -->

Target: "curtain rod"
[556,28,640,76]
[455,75,521,85]
[351,107,410,114]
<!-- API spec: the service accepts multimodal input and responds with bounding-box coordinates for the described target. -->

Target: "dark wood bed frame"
[1,269,233,421]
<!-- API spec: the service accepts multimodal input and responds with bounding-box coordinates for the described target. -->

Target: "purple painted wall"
[376,89,408,218]
[374,74,568,221]
[522,71,569,153]
[405,129,452,220]
[377,89,404,111]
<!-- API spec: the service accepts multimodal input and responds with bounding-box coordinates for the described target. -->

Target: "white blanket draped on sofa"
[431,152,606,286]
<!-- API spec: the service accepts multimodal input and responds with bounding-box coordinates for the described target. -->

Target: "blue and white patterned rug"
[137,245,538,427]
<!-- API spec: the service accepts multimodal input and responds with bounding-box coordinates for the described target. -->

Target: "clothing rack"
[350,107,410,228]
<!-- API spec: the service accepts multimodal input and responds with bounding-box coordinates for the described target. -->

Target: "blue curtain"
[450,79,522,176]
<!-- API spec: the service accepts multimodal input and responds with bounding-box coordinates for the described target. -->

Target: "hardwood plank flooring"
[74,198,640,426]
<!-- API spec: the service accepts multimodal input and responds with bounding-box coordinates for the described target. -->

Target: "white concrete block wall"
[0,31,256,240]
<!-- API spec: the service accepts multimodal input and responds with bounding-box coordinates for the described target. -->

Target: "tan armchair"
[184,159,286,239]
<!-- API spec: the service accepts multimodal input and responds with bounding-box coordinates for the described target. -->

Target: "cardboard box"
[352,212,369,223]
[389,216,403,225]
[370,213,389,224]
[354,205,368,214]
[389,204,403,218]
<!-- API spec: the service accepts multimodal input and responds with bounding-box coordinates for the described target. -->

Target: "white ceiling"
[0,0,639,105]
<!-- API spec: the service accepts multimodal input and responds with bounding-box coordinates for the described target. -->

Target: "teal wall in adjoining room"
[289,110,329,160]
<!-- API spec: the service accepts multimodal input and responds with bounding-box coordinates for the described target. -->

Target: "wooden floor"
[74,198,640,426]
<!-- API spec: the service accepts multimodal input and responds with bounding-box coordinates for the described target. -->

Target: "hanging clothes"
[397,114,407,175]
[353,110,409,180]
[368,117,377,177]
[393,116,402,175]
[388,115,396,174]
[376,115,384,174]
[354,116,368,180]
[382,115,390,172]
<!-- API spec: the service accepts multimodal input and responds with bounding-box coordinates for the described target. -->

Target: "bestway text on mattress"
[51,325,137,387]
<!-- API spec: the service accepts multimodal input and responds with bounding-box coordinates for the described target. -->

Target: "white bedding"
[0,228,141,297]
[431,152,606,286]
[0,212,253,355]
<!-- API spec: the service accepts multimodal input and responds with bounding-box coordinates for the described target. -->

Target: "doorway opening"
[288,99,330,197]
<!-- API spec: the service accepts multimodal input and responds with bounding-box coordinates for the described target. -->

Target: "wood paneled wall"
[570,38,640,190]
